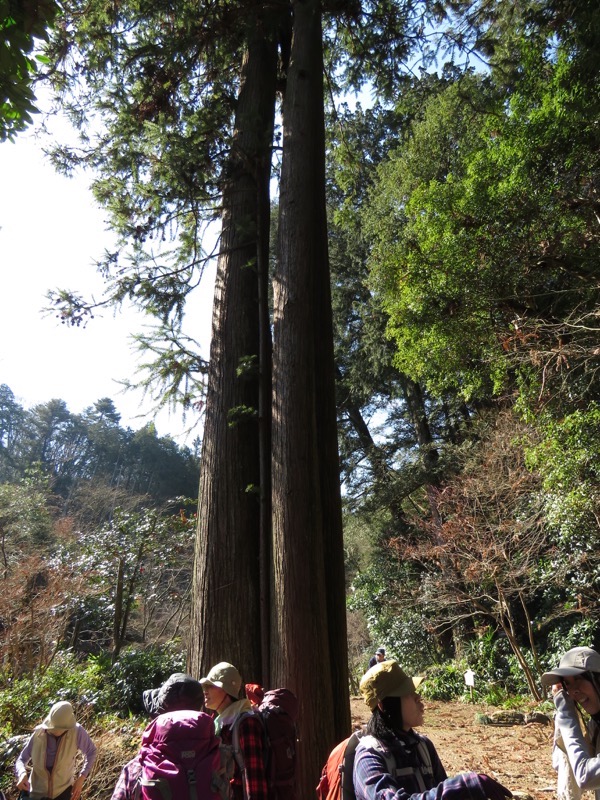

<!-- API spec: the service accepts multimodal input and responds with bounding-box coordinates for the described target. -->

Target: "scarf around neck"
[215,698,252,735]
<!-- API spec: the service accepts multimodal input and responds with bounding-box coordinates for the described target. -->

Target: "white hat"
[41,701,76,731]
[200,662,242,698]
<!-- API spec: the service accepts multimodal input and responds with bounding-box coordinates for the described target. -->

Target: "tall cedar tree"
[188,14,280,685]
[272,0,350,793]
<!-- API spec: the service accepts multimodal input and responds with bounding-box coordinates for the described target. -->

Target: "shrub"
[103,645,186,713]
[0,643,185,739]
[420,662,468,701]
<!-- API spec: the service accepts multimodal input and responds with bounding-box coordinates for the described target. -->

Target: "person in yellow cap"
[353,659,513,800]
[14,701,96,800]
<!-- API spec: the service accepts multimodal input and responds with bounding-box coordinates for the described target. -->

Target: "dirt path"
[350,697,558,800]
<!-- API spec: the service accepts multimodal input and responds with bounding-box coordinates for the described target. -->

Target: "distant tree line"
[0,383,199,508]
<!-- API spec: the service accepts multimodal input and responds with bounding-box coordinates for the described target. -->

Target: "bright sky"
[0,115,214,446]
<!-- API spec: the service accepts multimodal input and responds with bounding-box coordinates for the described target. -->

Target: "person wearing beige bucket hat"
[352,660,513,800]
[15,701,96,800]
[542,646,600,800]
[200,662,269,800]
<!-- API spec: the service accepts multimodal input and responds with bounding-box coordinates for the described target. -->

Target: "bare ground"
[350,697,558,800]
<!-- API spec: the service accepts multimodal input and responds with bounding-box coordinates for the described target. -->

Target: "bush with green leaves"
[103,645,186,713]
[542,619,598,672]
[420,662,468,701]
[350,563,445,675]
[0,644,185,739]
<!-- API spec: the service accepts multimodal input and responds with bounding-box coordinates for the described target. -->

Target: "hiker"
[353,660,513,800]
[201,661,269,800]
[541,646,600,800]
[368,648,386,670]
[111,673,205,800]
[141,671,205,718]
[15,700,97,800]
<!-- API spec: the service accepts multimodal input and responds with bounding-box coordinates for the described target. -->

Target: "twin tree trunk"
[190,3,350,795]
[272,0,350,794]
[189,21,278,683]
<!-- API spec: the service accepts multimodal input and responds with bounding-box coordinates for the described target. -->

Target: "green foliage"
[99,645,186,713]
[366,20,600,408]
[0,468,54,566]
[0,644,185,738]
[420,662,468,702]
[525,406,600,543]
[0,385,200,506]
[57,503,196,653]
[543,619,598,673]
[0,651,99,738]
[0,0,58,140]
[227,404,258,427]
[350,564,444,675]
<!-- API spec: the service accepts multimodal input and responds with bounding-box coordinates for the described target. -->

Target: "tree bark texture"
[272,0,350,795]
[189,26,278,684]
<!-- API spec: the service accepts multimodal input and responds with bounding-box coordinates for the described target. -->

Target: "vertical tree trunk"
[112,557,125,663]
[272,1,349,795]
[189,23,278,684]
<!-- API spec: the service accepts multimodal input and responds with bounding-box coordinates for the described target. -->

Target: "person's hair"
[157,675,204,714]
[588,672,600,712]
[366,696,404,741]
[163,683,204,712]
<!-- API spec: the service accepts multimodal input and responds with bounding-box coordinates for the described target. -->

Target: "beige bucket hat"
[200,662,242,699]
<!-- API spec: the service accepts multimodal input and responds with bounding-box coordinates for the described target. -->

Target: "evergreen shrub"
[0,644,185,738]
[420,662,467,701]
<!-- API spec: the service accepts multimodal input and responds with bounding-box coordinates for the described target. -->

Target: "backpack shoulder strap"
[359,735,398,779]
[230,711,266,800]
[416,736,433,778]
[360,734,431,793]
[341,731,364,800]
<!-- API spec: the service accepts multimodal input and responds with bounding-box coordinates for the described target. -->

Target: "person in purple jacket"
[15,701,96,800]
[353,660,513,800]
[111,672,205,800]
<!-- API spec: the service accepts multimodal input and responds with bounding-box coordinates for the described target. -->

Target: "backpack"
[315,731,433,800]
[139,709,228,800]
[227,688,299,800]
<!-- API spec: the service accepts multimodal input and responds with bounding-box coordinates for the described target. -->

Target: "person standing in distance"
[369,648,386,670]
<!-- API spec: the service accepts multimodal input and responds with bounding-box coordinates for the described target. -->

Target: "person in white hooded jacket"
[15,701,96,800]
[542,646,600,800]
